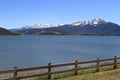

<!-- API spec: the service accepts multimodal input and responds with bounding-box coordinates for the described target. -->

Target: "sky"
[0,0,120,29]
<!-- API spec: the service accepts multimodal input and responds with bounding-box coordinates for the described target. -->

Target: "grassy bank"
[58,69,120,80]
[35,65,120,80]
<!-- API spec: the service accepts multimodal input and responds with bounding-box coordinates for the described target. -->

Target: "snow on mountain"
[21,24,64,29]
[20,18,107,29]
[71,18,106,26]
[13,18,120,35]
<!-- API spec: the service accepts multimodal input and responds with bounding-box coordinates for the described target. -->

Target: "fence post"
[96,58,99,72]
[75,60,78,75]
[48,62,51,80]
[114,56,117,69]
[14,66,18,80]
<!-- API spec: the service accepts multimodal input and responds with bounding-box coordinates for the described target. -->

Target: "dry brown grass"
[58,69,120,80]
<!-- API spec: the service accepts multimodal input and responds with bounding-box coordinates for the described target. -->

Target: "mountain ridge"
[10,19,120,36]
[0,27,21,35]
[19,18,107,29]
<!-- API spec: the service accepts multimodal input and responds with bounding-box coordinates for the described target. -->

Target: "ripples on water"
[0,35,120,69]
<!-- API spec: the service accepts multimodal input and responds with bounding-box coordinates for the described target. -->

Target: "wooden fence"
[0,56,120,80]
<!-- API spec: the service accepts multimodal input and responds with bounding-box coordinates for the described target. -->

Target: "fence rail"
[0,56,120,80]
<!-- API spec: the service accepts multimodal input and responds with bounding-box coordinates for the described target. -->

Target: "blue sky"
[0,0,120,29]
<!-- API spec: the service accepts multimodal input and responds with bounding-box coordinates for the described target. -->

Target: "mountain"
[11,19,120,36]
[0,27,21,35]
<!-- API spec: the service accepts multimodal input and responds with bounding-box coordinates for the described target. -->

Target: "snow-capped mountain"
[71,19,106,26]
[11,19,120,35]
[21,24,64,29]
[20,18,106,29]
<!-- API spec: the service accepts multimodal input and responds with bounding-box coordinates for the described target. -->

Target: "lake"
[0,35,120,70]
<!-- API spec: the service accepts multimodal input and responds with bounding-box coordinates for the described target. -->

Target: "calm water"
[0,35,120,70]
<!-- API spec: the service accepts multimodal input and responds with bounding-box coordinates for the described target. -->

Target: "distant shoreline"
[6,34,120,36]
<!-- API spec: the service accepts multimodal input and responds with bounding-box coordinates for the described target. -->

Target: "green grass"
[34,76,48,80]
[35,64,120,80]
